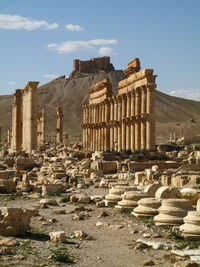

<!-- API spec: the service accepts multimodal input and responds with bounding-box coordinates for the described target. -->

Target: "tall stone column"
[64,133,69,147]
[141,87,147,150]
[110,99,114,150]
[88,126,92,150]
[146,84,156,150]
[130,92,135,152]
[117,96,122,151]
[126,122,130,150]
[92,127,95,150]
[135,88,141,151]
[101,127,104,151]
[7,129,11,145]
[41,109,45,144]
[22,82,39,153]
[121,94,126,151]
[56,107,64,144]
[11,89,22,152]
[105,100,110,151]
[98,127,101,151]
[126,92,131,118]
[113,97,118,151]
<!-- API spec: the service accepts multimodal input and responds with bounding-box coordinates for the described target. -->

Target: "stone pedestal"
[180,211,200,240]
[154,199,193,226]
[133,198,162,217]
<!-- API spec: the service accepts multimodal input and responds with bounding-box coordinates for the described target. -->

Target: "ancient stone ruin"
[37,109,45,145]
[70,56,114,78]
[56,107,64,143]
[1,56,200,266]
[22,82,39,153]
[82,58,156,151]
[11,89,22,152]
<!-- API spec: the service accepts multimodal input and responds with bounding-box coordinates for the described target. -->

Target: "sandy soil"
[0,188,177,267]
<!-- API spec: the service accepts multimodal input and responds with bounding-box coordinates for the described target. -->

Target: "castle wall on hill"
[70,57,115,77]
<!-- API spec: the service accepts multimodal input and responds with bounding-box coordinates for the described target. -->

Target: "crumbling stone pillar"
[121,94,126,151]
[11,89,22,152]
[117,96,122,151]
[135,88,141,151]
[113,97,118,150]
[126,92,131,150]
[105,100,110,151]
[64,134,69,147]
[56,107,64,144]
[7,129,11,146]
[110,98,114,151]
[146,84,156,150]
[22,82,39,153]
[130,92,135,152]
[141,86,147,150]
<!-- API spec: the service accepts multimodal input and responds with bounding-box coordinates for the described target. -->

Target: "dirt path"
[0,189,176,267]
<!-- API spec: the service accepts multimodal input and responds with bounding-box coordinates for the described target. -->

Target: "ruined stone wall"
[71,57,115,77]
[22,82,39,153]
[82,58,157,152]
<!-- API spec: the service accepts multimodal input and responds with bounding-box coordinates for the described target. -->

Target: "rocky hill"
[1,60,200,144]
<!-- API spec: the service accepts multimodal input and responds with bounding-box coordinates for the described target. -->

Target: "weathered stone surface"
[117,191,149,209]
[70,194,91,204]
[0,207,33,236]
[15,157,35,170]
[144,183,162,197]
[42,184,65,196]
[181,188,198,205]
[91,161,117,174]
[155,186,182,199]
[180,211,200,240]
[154,199,193,226]
[49,231,66,243]
[133,198,162,217]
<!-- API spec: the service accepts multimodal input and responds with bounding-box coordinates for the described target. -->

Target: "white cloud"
[43,74,57,79]
[0,14,58,30]
[46,39,117,54]
[7,81,16,85]
[170,88,200,101]
[65,24,84,31]
[98,47,116,56]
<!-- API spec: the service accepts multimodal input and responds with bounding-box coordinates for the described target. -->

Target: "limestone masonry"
[70,56,115,78]
[82,58,157,151]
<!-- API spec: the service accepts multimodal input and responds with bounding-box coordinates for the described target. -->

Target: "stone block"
[49,231,66,243]
[0,207,33,236]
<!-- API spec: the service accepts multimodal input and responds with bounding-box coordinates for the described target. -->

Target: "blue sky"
[1,0,200,100]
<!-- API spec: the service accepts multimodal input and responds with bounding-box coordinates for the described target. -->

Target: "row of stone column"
[82,84,155,152]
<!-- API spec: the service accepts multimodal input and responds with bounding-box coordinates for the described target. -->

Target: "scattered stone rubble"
[1,58,200,264]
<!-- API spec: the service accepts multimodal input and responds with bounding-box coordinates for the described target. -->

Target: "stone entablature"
[82,58,157,152]
[88,78,112,105]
